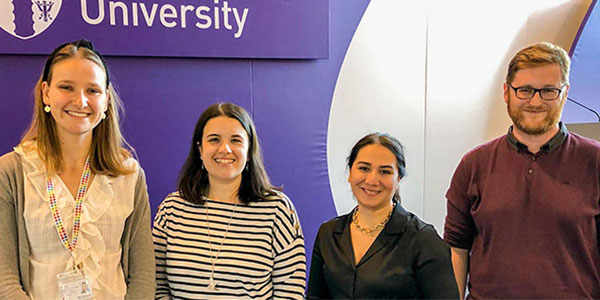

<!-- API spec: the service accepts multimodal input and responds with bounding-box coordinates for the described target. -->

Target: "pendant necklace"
[205,199,238,290]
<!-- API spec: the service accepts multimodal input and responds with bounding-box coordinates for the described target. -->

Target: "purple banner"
[0,0,329,58]
[563,0,599,123]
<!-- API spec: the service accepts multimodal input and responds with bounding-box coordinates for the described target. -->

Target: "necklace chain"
[205,199,238,290]
[352,203,395,236]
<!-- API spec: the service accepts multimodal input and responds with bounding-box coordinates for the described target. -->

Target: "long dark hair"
[178,103,277,204]
[347,133,406,203]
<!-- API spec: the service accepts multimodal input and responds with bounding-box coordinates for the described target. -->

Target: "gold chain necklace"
[352,203,395,236]
[205,199,238,290]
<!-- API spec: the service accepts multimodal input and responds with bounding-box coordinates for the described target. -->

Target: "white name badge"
[57,270,94,300]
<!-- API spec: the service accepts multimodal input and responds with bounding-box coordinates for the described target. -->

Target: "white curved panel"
[0,0,16,34]
[424,0,591,232]
[327,0,590,229]
[327,2,428,217]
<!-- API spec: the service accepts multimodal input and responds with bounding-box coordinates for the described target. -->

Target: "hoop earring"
[44,105,51,113]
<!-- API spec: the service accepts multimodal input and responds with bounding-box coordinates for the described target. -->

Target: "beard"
[507,94,564,136]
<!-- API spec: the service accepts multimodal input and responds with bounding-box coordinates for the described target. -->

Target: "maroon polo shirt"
[444,123,600,299]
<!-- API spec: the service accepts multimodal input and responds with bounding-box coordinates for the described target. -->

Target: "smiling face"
[504,64,568,136]
[200,116,250,186]
[348,144,401,211]
[42,57,108,140]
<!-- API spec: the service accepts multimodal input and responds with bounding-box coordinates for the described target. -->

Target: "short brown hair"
[506,42,570,85]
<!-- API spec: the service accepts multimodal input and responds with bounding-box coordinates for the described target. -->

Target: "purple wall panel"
[0,55,252,215]
[108,57,252,214]
[564,0,600,123]
[0,55,45,155]
[0,0,370,271]
[253,0,370,260]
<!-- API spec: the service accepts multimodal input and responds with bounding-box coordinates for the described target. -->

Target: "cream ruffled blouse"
[16,142,138,300]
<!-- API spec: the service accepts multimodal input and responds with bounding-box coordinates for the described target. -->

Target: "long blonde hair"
[21,40,134,176]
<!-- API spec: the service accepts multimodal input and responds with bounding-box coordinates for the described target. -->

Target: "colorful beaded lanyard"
[46,158,91,252]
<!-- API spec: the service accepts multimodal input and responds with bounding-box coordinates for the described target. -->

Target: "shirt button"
[531,157,536,161]
[528,169,533,174]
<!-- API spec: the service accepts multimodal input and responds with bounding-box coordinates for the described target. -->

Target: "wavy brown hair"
[178,103,278,205]
[21,39,134,176]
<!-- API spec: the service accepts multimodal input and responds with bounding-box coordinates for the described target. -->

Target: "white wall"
[328,1,428,217]
[327,0,591,232]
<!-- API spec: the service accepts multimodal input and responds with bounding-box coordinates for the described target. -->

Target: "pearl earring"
[102,112,106,120]
[199,151,204,170]
[44,105,51,113]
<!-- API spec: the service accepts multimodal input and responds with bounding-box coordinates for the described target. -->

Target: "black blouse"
[306,204,459,299]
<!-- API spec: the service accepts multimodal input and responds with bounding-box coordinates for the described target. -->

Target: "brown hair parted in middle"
[21,39,134,176]
[347,132,406,203]
[178,102,278,205]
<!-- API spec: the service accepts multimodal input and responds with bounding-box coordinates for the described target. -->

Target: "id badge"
[57,270,94,300]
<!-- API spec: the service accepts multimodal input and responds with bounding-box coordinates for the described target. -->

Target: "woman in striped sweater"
[153,103,306,299]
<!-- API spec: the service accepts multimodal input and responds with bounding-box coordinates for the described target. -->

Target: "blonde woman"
[0,39,154,299]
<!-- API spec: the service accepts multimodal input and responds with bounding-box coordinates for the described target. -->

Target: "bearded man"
[444,42,600,299]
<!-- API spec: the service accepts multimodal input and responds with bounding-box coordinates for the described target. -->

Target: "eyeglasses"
[507,83,565,101]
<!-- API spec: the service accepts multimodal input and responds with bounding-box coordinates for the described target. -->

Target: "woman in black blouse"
[306,133,458,299]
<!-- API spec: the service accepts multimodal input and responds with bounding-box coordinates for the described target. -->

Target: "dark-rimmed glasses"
[507,83,565,101]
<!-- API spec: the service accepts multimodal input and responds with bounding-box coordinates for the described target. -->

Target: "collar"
[15,140,117,193]
[15,141,46,177]
[507,121,568,154]
[333,201,410,235]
